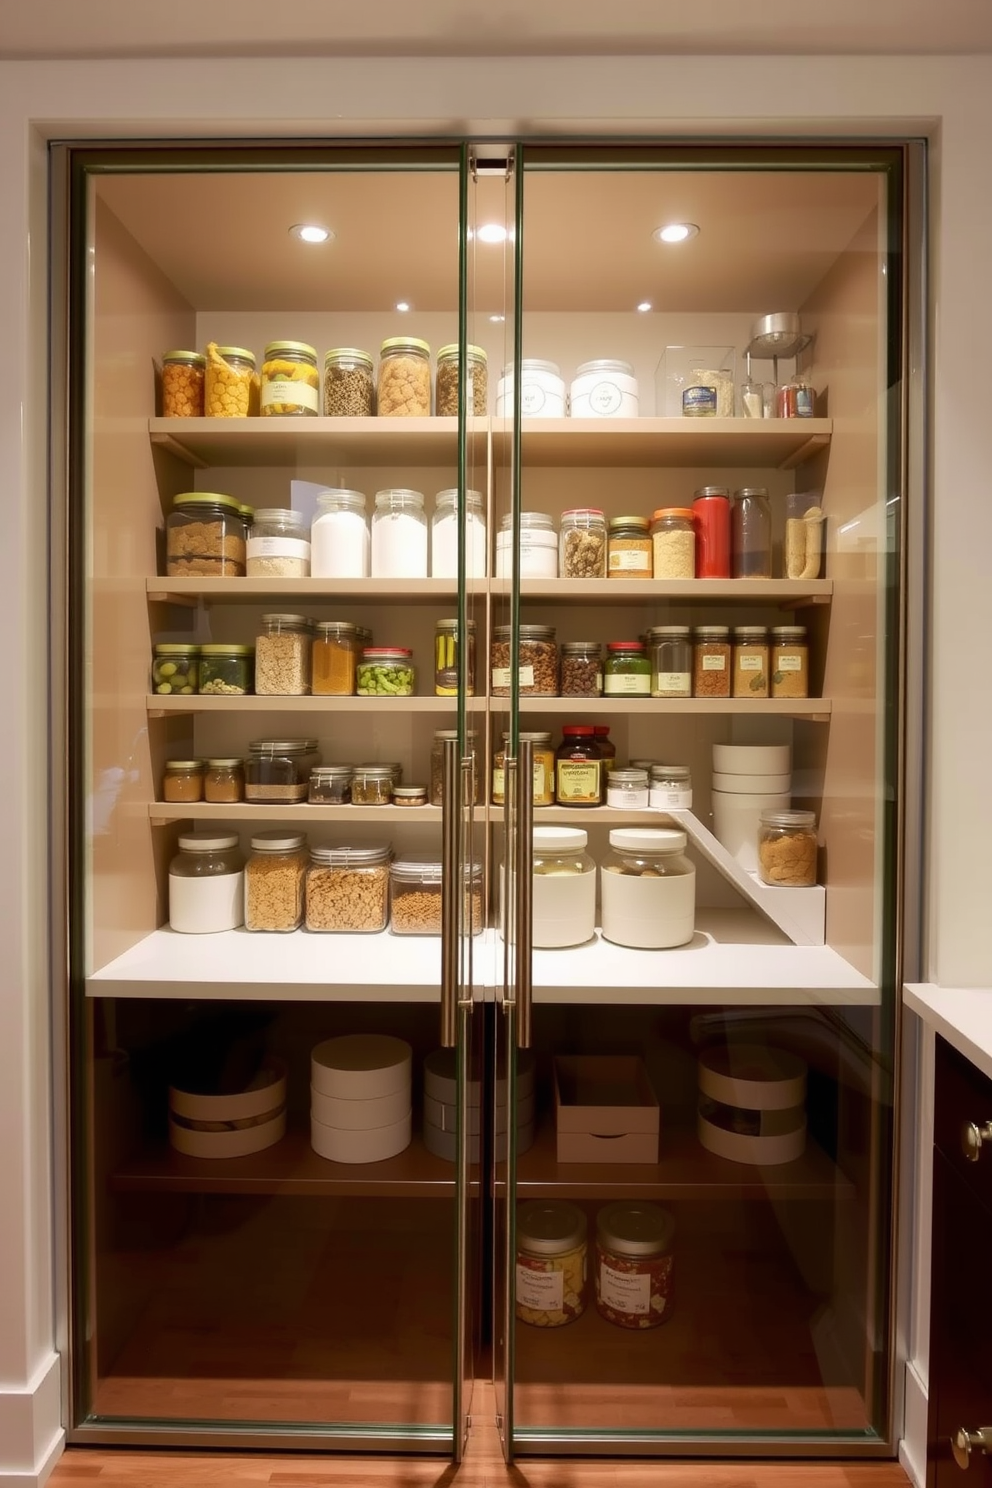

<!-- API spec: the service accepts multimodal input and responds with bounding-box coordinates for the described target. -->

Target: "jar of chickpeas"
[260,341,320,416]
[377,337,431,416]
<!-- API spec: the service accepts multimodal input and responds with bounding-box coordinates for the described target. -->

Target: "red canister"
[692,485,731,579]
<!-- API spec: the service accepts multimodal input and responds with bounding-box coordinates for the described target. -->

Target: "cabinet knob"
[962,1121,992,1162]
[953,1427,992,1469]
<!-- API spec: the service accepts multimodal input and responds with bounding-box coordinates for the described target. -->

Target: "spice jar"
[604,640,651,697]
[606,768,650,810]
[430,731,482,807]
[649,764,693,810]
[166,493,246,577]
[515,1200,588,1327]
[390,859,483,936]
[434,618,476,697]
[244,738,318,804]
[161,350,205,417]
[692,626,731,698]
[204,758,244,804]
[199,644,253,696]
[152,642,200,696]
[555,726,602,807]
[569,359,638,419]
[311,489,370,579]
[731,487,772,579]
[435,343,488,417]
[692,486,731,579]
[495,511,558,579]
[560,508,607,578]
[168,833,244,934]
[601,827,695,949]
[496,360,566,418]
[351,765,395,806]
[205,344,256,418]
[162,760,204,803]
[371,488,428,578]
[732,626,770,698]
[246,508,311,577]
[532,828,596,947]
[651,508,696,579]
[492,732,555,807]
[559,641,603,697]
[377,337,431,416]
[491,624,558,697]
[393,786,427,808]
[260,340,319,417]
[595,1201,675,1329]
[758,808,818,886]
[244,831,308,932]
[308,765,353,804]
[431,488,487,578]
[608,516,652,578]
[647,626,692,699]
[255,613,313,696]
[357,647,415,696]
[323,347,374,417]
[305,845,391,932]
[770,625,809,698]
[311,621,358,697]
[594,725,617,775]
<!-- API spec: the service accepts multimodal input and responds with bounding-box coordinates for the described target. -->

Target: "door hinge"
[470,148,513,181]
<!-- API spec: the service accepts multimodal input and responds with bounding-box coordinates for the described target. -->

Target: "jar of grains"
[595,1201,675,1329]
[649,764,693,810]
[651,507,696,579]
[604,640,651,696]
[306,845,391,933]
[311,489,370,579]
[244,831,308,932]
[199,644,253,696]
[770,625,809,698]
[161,350,205,417]
[430,730,482,807]
[357,647,415,696]
[495,511,558,579]
[569,358,639,418]
[601,828,695,949]
[758,808,818,886]
[312,621,358,697]
[491,624,558,697]
[516,1200,588,1327]
[205,343,256,418]
[308,765,353,805]
[435,343,488,416]
[606,768,650,810]
[608,515,653,578]
[351,765,395,806]
[496,359,566,418]
[731,487,772,579]
[162,760,204,804]
[371,488,428,578]
[559,640,603,697]
[555,726,603,807]
[732,625,770,698]
[260,340,319,417]
[431,488,488,578]
[168,834,244,934]
[323,347,374,417]
[492,732,555,807]
[434,618,476,697]
[647,625,692,699]
[244,738,318,804]
[560,508,608,577]
[246,508,311,577]
[166,493,246,577]
[377,337,431,416]
[255,613,313,696]
[152,642,200,696]
[204,758,244,804]
[389,859,484,936]
[692,625,731,698]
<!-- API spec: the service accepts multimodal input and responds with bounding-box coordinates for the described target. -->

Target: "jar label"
[586,379,623,415]
[246,537,310,560]
[607,786,650,809]
[701,654,727,671]
[261,379,319,412]
[604,674,650,695]
[557,761,600,802]
[520,383,548,415]
[609,548,651,573]
[652,672,691,694]
[516,1262,563,1313]
[599,1261,651,1316]
[492,767,505,802]
[492,665,536,689]
[776,654,803,671]
[682,384,717,415]
[650,785,693,809]
[739,654,764,671]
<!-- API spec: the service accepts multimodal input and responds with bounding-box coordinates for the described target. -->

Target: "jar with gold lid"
[516,1200,588,1328]
[260,340,319,417]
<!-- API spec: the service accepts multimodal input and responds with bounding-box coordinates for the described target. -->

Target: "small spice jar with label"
[323,347,375,416]
[647,626,692,698]
[435,343,488,416]
[162,760,205,803]
[312,621,358,697]
[692,626,731,698]
[560,508,608,578]
[595,1201,675,1329]
[770,625,809,698]
[555,725,603,806]
[492,732,555,807]
[393,785,427,808]
[491,625,558,697]
[152,642,200,696]
[260,341,320,416]
[732,626,770,698]
[758,808,818,886]
[161,350,205,418]
[308,765,353,804]
[434,618,476,697]
[559,640,602,697]
[607,515,652,578]
[606,768,650,810]
[604,640,651,697]
[649,764,692,810]
[254,614,313,697]
[204,758,244,804]
[651,508,696,579]
[244,830,308,932]
[199,643,253,696]
[516,1200,588,1327]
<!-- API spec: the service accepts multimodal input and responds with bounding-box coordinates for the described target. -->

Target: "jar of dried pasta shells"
[516,1200,588,1328]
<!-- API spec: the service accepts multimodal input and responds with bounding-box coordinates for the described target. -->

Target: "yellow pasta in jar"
[260,340,319,416]
[204,342,256,418]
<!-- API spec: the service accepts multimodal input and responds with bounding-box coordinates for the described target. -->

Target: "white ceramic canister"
[370,487,428,578]
[531,826,596,948]
[495,511,558,579]
[167,833,245,934]
[569,359,639,418]
[600,828,696,949]
[496,359,566,418]
[711,789,791,873]
[431,487,488,578]
[311,488,370,578]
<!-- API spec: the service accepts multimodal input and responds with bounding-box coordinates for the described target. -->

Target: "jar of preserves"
[203,758,244,804]
[496,360,566,418]
[731,487,772,579]
[161,350,205,417]
[377,337,431,416]
[244,738,318,804]
[162,760,204,804]
[371,488,428,578]
[168,833,245,934]
[430,730,482,807]
[495,511,557,579]
[254,613,312,697]
[732,625,770,698]
[492,732,555,807]
[651,507,696,579]
[692,485,731,578]
[166,493,246,577]
[393,786,427,808]
[390,858,483,936]
[595,1201,675,1329]
[244,830,308,932]
[431,488,487,578]
[770,625,809,698]
[323,347,374,417]
[312,621,358,697]
[606,768,650,810]
[351,765,395,806]
[152,642,200,696]
[601,827,695,949]
[516,1200,588,1327]
[246,507,311,577]
[555,726,602,807]
[435,343,488,416]
[649,764,693,810]
[305,845,391,932]
[559,640,602,697]
[491,624,558,697]
[604,640,651,696]
[311,489,370,579]
[532,827,596,947]
[434,618,476,697]
[607,515,652,578]
[692,625,731,698]
[647,625,692,699]
[560,508,607,578]
[569,359,638,419]
[260,340,319,417]
[205,343,256,418]
[758,808,818,886]
[308,765,353,804]
[357,646,415,696]
[199,643,253,696]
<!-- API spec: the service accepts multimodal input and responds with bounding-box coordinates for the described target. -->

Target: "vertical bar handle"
[514,737,534,1049]
[440,733,460,1048]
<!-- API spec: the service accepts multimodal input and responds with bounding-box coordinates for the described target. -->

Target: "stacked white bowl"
[422,1048,536,1161]
[168,1054,288,1159]
[711,743,792,873]
[310,1033,412,1163]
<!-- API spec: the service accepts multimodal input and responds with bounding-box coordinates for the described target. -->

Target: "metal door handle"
[962,1121,992,1162]
[514,738,534,1050]
[440,733,460,1048]
[953,1427,992,1469]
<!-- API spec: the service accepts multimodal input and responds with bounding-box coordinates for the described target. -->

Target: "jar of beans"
[692,626,731,698]
[323,347,374,416]
[559,640,602,697]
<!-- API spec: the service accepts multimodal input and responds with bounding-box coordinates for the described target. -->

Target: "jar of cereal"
[516,1200,588,1328]
[377,337,431,416]
[244,831,308,932]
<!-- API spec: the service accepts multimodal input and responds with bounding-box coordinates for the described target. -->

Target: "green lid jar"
[152,642,200,695]
[261,340,319,417]
[166,493,246,577]
[378,337,431,416]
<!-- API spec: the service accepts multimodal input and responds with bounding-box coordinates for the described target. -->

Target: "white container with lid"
[431,487,487,578]
[531,826,596,948]
[311,1034,412,1100]
[310,1110,412,1164]
[310,1085,410,1131]
[712,743,792,776]
[649,764,693,810]
[495,511,558,579]
[600,828,695,949]
[697,1043,808,1166]
[311,488,370,578]
[496,360,566,418]
[371,488,428,578]
[168,833,244,934]
[569,359,639,419]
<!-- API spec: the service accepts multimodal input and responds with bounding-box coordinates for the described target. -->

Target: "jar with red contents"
[692,485,731,578]
[595,1201,675,1329]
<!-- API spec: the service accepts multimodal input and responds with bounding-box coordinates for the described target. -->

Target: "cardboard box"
[554,1055,660,1164]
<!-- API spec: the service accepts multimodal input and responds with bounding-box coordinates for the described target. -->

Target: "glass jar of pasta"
[161,350,205,417]
[377,337,431,416]
[205,343,256,418]
[260,340,319,416]
[516,1200,588,1327]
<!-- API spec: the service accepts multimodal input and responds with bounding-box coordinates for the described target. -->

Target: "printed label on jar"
[604,674,651,695]
[516,1263,563,1313]
[650,785,693,809]
[599,1262,651,1316]
[520,383,548,415]
[739,654,764,671]
[261,379,319,412]
[609,549,652,573]
[586,379,623,415]
[682,384,717,415]
[701,654,727,671]
[607,785,650,809]
[492,766,505,801]
[776,654,803,671]
[652,672,691,695]
[557,762,601,803]
[246,537,311,560]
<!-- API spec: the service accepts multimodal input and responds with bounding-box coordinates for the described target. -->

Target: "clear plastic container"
[651,507,695,580]
[351,765,395,805]
[152,642,200,696]
[770,625,809,698]
[254,613,312,696]
[647,625,692,699]
[168,833,244,934]
[692,626,731,698]
[389,858,483,936]
[559,640,603,697]
[205,344,256,418]
[731,487,772,579]
[244,831,308,932]
[305,845,391,932]
[308,766,353,804]
[606,768,649,809]
[244,738,318,804]
[162,760,204,803]
[569,359,638,419]
[758,808,818,886]
[732,625,770,698]
[431,488,487,578]
[516,1199,588,1327]
[166,493,246,577]
[604,640,651,697]
[198,644,253,696]
[323,347,374,417]
[608,516,652,578]
[311,489,370,579]
[371,488,428,578]
[532,827,596,947]
[560,508,607,578]
[435,344,488,416]
[246,507,311,576]
[649,764,692,810]
[161,350,205,417]
[377,337,431,416]
[496,511,557,579]
[357,647,415,696]
[260,340,319,416]
[595,1201,675,1329]
[434,618,476,696]
[600,827,695,949]
[496,359,565,417]
[203,758,244,804]
[491,624,558,697]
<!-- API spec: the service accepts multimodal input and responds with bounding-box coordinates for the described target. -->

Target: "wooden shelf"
[510,576,832,604]
[148,415,485,468]
[147,576,466,605]
[147,692,829,721]
[514,416,832,468]
[148,802,444,826]
[519,697,831,720]
[147,694,487,717]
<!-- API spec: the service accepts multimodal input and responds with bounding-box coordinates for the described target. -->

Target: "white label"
[650,785,693,809]
[261,378,319,412]
[739,655,764,671]
[491,665,535,688]
[777,654,803,671]
[520,383,547,414]
[516,1263,563,1312]
[701,654,727,671]
[607,785,649,809]
[518,665,535,687]
[652,672,691,695]
[599,1262,651,1316]
[609,548,651,573]
[587,379,623,415]
[246,536,310,560]
[604,673,650,695]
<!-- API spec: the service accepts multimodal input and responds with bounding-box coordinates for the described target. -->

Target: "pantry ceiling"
[96,168,880,314]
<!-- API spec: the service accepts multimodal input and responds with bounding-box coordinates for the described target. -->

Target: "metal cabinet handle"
[514,738,534,1050]
[953,1427,992,1470]
[962,1121,992,1162]
[440,734,460,1049]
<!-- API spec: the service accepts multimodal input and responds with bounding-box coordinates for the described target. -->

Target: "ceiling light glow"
[476,223,508,244]
[636,301,652,313]
[489,314,506,323]
[396,301,412,313]
[654,222,699,244]
[290,223,332,244]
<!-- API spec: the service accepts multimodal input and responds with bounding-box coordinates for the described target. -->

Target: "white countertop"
[905,982,992,1082]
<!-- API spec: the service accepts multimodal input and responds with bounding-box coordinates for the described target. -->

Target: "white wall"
[1,51,990,1485]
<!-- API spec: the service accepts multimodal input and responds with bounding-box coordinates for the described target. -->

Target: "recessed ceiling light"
[489,314,506,323]
[476,223,508,245]
[653,222,699,244]
[290,223,333,244]
[636,301,652,313]
[396,301,412,313]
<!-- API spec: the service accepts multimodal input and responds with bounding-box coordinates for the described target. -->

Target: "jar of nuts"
[244,830,308,932]
[516,1199,588,1328]
[161,350,205,417]
[305,844,391,933]
[260,340,319,417]
[205,343,257,418]
[560,508,608,578]
[491,624,558,697]
[377,337,431,416]
[323,347,374,417]
[435,343,488,417]
[559,640,603,697]
[199,643,254,696]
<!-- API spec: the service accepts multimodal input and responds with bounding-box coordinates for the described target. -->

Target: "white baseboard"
[0,1353,64,1487]
[899,1359,929,1488]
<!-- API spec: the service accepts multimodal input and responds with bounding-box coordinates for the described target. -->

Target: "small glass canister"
[692,625,731,698]
[595,1201,675,1328]
[732,625,770,698]
[312,621,358,697]
[435,343,488,416]
[770,625,809,698]
[260,340,319,416]
[606,768,650,810]
[308,765,353,805]
[560,508,608,578]
[648,625,692,699]
[162,760,204,804]
[430,730,482,807]
[305,845,391,932]
[604,640,651,697]
[357,647,415,696]
[731,487,772,579]
[608,515,652,578]
[323,347,375,417]
[389,859,483,936]
[559,640,603,697]
[255,613,313,697]
[161,350,205,417]
[168,833,245,934]
[516,1199,588,1327]
[491,624,558,697]
[393,786,427,808]
[246,507,311,577]
[204,758,244,804]
[651,507,696,579]
[244,738,318,804]
[198,643,254,696]
[351,765,396,806]
[311,489,370,579]
[649,764,692,810]
[758,808,818,886]
[152,642,200,696]
[434,618,476,697]
[205,343,256,418]
[492,732,555,807]
[166,493,246,577]
[377,337,431,416]
[244,830,308,932]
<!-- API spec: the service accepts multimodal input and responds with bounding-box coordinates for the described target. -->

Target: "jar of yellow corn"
[205,343,257,418]
[260,340,320,417]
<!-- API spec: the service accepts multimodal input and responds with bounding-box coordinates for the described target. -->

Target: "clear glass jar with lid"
[601,827,695,949]
[371,488,428,578]
[305,844,391,932]
[244,830,308,932]
[431,488,487,578]
[246,507,311,577]
[204,758,244,804]
[323,347,374,416]
[732,625,770,697]
[430,730,482,807]
[608,516,653,578]
[604,640,651,696]
[389,858,484,936]
[496,359,566,417]
[559,640,603,697]
[260,340,319,416]
[692,625,731,698]
[254,613,313,697]
[311,489,370,578]
[199,643,253,695]
[312,621,358,697]
[649,764,692,810]
[532,827,596,947]
[351,765,395,806]
[650,507,696,579]
[496,511,558,579]
[560,508,608,578]
[770,625,809,698]
[166,493,246,576]
[152,642,200,696]
[168,833,245,934]
[516,1199,588,1327]
[595,1201,675,1329]
[606,768,650,809]
[356,647,415,696]
[731,487,772,578]
[491,624,558,697]
[569,359,639,418]
[308,765,353,804]
[758,808,818,886]
[161,350,205,417]
[162,760,204,804]
[492,732,555,807]
[647,625,692,698]
[377,337,431,416]
[434,618,476,697]
[435,344,488,416]
[205,344,256,418]
[244,738,319,804]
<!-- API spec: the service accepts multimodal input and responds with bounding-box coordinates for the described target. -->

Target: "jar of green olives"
[151,643,200,696]
[199,644,254,695]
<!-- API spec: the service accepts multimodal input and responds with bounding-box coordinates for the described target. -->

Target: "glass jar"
[389,859,483,936]
[240,503,255,534]
[692,625,731,698]
[434,618,476,697]
[770,625,810,698]
[593,725,617,775]
[647,625,692,699]
[686,364,734,418]
[604,640,650,696]
[260,340,319,417]
[311,621,358,697]
[308,766,353,804]
[515,1199,588,1327]
[491,624,558,697]
[165,493,246,577]
[393,786,427,808]
[351,765,395,806]
[371,488,428,578]
[204,758,244,804]
[606,768,650,809]
[776,373,815,418]
[162,759,204,804]
[152,642,200,696]
[431,488,487,578]
[492,732,555,807]
[555,726,602,807]
[569,359,639,419]
[692,486,731,579]
[205,344,256,418]
[244,830,308,932]
[246,507,311,577]
[607,516,652,578]
[496,359,566,418]
[649,764,693,810]
[244,738,318,804]
[377,337,431,416]
[601,827,695,949]
[650,507,696,579]
[168,833,245,934]
[559,640,603,697]
[435,343,488,416]
[305,845,391,932]
[311,489,370,579]
[731,487,772,579]
[161,350,205,417]
[323,347,374,417]
[758,808,818,887]
[560,508,608,578]
[496,511,558,579]
[732,625,770,698]
[198,643,254,696]
[595,1201,675,1329]
[255,613,312,697]
[357,647,415,696]
[430,731,482,807]
[531,827,596,947]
